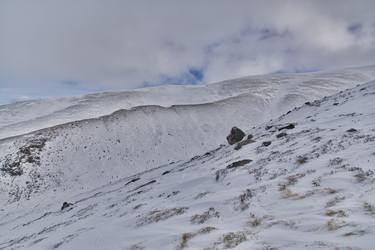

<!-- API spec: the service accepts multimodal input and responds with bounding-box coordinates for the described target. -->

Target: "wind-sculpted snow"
[0,78,375,249]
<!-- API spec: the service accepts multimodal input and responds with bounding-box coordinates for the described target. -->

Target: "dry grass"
[342,229,367,237]
[326,196,345,208]
[177,227,216,250]
[296,156,308,165]
[327,219,346,231]
[280,188,299,199]
[363,202,375,215]
[222,231,247,249]
[238,189,253,211]
[248,218,262,227]
[190,207,220,224]
[325,209,346,217]
[137,207,188,226]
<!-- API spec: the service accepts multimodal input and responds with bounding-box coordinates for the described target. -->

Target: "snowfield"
[1,66,375,141]
[1,67,375,249]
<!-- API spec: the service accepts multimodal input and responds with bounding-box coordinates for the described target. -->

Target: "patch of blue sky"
[144,67,204,87]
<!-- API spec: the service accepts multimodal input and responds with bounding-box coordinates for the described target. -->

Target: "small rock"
[226,159,252,169]
[162,170,170,176]
[296,156,308,164]
[278,124,295,131]
[226,127,245,145]
[234,137,256,150]
[346,128,358,133]
[276,132,287,138]
[125,177,141,185]
[61,202,73,211]
[261,141,272,147]
[265,125,273,130]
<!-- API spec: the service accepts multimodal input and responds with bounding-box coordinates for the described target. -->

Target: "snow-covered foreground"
[1,77,375,249]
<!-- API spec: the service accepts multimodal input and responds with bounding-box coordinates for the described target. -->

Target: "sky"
[1,0,375,104]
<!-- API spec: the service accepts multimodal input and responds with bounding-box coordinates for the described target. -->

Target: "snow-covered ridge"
[1,65,375,140]
[1,77,375,249]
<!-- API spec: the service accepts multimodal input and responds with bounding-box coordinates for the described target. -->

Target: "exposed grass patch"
[137,207,188,226]
[363,202,375,215]
[326,196,345,208]
[237,189,253,211]
[342,229,367,237]
[222,231,247,249]
[296,156,308,165]
[248,218,262,227]
[194,191,210,200]
[327,219,346,231]
[190,208,220,224]
[278,173,306,198]
[353,170,374,182]
[280,188,299,199]
[177,226,216,250]
[325,209,346,217]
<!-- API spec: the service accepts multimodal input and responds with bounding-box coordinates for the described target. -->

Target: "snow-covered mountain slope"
[1,66,375,141]
[1,78,375,249]
[1,66,375,202]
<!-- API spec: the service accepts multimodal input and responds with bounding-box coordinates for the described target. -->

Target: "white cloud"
[0,0,375,102]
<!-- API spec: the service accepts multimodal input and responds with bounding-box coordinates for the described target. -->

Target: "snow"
[1,67,375,198]
[1,66,375,141]
[1,67,375,249]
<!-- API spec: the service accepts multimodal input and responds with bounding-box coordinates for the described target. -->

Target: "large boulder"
[226,127,245,145]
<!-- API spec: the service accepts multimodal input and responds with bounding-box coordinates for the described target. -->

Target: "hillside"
[1,66,375,202]
[0,75,375,249]
[1,66,375,141]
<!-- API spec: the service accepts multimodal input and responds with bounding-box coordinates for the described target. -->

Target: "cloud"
[0,0,375,103]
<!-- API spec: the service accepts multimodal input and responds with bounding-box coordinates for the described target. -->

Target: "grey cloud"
[0,0,375,103]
